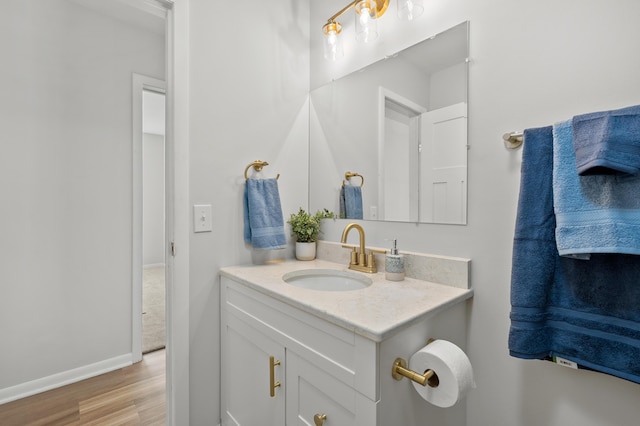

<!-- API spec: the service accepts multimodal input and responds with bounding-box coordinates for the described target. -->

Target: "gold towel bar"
[503,131,524,149]
[244,160,280,181]
[343,171,364,187]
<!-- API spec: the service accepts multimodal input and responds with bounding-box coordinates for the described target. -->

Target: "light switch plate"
[193,204,212,233]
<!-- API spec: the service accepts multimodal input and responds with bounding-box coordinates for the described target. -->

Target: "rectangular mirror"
[309,21,469,224]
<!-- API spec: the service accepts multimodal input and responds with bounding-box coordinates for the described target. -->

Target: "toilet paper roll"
[409,339,475,408]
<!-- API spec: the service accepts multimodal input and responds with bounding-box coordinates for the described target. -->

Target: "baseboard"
[0,353,133,405]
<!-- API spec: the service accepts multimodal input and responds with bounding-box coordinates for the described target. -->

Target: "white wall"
[0,0,164,396]
[186,0,310,423]
[430,62,467,110]
[143,133,165,265]
[315,1,640,425]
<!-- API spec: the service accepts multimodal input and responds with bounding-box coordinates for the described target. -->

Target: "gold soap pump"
[385,239,405,281]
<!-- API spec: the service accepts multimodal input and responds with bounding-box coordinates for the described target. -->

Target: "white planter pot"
[295,242,316,261]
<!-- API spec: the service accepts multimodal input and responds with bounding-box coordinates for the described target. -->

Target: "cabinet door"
[221,313,285,426]
[286,350,358,426]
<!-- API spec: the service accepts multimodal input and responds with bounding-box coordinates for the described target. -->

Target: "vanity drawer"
[286,349,377,426]
[222,277,359,388]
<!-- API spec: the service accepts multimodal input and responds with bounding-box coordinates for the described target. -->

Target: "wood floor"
[0,349,166,426]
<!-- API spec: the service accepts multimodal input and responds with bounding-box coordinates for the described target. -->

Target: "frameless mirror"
[309,21,469,224]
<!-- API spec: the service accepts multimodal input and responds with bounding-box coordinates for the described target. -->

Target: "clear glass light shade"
[323,22,344,61]
[397,0,424,21]
[355,0,378,43]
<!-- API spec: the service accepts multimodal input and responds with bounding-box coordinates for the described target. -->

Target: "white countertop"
[220,259,473,342]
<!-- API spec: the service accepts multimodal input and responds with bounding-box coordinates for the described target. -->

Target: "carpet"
[143,266,166,354]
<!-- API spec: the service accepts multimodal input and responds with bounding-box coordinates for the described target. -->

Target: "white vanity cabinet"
[220,257,472,426]
[221,276,376,426]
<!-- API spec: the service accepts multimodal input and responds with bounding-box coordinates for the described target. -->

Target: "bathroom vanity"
[220,247,472,426]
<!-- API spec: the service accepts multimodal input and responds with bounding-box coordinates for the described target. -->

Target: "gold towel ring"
[343,171,364,187]
[244,160,280,181]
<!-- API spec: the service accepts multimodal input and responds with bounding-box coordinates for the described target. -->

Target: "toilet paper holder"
[392,357,440,388]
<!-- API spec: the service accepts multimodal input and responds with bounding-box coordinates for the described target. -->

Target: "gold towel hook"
[244,160,280,181]
[343,171,364,187]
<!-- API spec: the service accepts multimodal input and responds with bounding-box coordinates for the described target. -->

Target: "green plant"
[287,208,334,243]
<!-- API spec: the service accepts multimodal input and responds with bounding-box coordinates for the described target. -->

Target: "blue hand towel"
[553,119,640,256]
[573,104,640,176]
[343,184,363,219]
[339,186,346,219]
[509,126,640,384]
[243,178,286,250]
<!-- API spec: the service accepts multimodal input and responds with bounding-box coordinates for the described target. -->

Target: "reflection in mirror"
[309,21,469,224]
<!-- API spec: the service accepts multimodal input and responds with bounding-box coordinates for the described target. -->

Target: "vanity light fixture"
[322,0,388,60]
[322,0,424,61]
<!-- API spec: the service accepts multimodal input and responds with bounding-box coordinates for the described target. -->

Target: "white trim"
[132,73,166,365]
[144,262,166,269]
[377,87,427,221]
[166,1,190,424]
[0,354,132,405]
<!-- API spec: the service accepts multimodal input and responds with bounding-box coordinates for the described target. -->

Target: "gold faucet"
[340,223,379,273]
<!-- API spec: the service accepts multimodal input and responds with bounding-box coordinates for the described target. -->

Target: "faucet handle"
[367,248,386,271]
[368,248,387,255]
[342,244,359,265]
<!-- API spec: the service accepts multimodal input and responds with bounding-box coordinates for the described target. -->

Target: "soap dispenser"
[385,239,405,281]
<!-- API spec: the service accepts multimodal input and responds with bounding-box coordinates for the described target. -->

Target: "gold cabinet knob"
[314,413,327,426]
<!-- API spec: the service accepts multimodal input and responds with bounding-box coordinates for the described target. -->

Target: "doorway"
[378,87,427,222]
[133,75,166,362]
[142,88,166,354]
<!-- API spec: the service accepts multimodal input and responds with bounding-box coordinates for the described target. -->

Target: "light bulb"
[359,7,371,26]
[355,1,378,43]
[323,21,343,61]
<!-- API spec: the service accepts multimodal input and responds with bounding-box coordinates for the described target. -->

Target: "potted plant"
[287,208,334,260]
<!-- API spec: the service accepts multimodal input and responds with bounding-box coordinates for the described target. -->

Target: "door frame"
[165,2,190,424]
[377,87,427,222]
[133,1,190,424]
[132,74,166,364]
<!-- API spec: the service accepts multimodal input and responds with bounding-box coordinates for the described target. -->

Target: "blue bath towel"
[340,184,363,219]
[339,186,346,219]
[243,178,286,250]
[573,104,640,176]
[553,119,640,257]
[509,126,640,384]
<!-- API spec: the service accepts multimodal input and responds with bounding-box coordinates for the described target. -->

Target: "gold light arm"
[323,0,390,28]
[326,0,358,24]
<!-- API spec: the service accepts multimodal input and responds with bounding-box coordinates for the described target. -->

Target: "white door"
[420,103,468,224]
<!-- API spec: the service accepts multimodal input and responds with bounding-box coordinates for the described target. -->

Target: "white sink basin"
[282,269,373,291]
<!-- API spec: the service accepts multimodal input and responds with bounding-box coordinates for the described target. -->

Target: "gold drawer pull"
[269,356,281,397]
[314,413,327,426]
